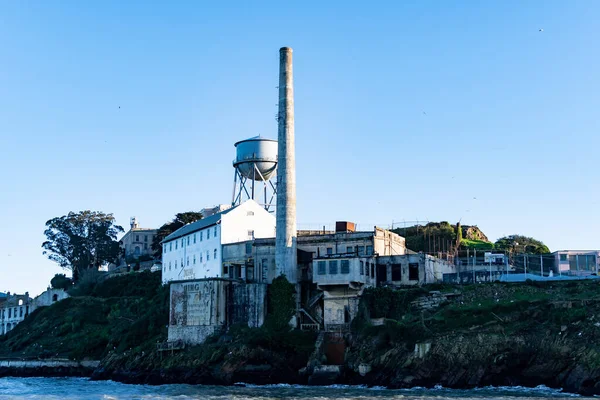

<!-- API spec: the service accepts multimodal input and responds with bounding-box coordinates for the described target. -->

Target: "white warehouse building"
[161,200,276,283]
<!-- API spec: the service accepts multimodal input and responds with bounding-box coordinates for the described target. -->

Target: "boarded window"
[370,263,375,278]
[329,260,338,274]
[392,264,402,281]
[341,260,350,274]
[318,261,326,275]
[409,263,419,281]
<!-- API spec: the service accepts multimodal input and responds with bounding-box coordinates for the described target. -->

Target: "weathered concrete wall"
[168,279,267,344]
[168,279,228,344]
[377,254,456,286]
[34,288,69,308]
[230,283,267,328]
[374,227,406,256]
[322,287,360,328]
[0,359,99,378]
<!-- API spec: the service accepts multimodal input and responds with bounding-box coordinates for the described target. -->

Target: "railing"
[156,340,185,353]
[300,323,320,332]
[324,323,350,333]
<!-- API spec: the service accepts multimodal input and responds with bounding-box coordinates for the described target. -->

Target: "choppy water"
[0,378,584,400]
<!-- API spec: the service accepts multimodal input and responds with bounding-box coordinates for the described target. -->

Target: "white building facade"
[161,200,276,283]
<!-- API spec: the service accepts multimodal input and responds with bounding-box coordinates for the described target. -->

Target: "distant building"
[34,288,69,308]
[161,200,276,284]
[0,292,33,335]
[113,217,158,271]
[552,250,600,275]
[0,288,69,336]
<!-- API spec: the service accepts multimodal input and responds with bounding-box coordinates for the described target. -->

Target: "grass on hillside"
[0,271,169,360]
[461,239,494,250]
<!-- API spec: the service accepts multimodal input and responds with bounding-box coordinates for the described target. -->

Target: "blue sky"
[1,1,598,295]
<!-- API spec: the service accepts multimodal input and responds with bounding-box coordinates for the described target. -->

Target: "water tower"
[232,136,278,211]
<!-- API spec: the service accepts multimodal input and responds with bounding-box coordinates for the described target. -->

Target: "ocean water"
[0,378,583,400]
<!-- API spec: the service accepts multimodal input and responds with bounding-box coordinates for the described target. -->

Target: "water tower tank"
[233,136,278,181]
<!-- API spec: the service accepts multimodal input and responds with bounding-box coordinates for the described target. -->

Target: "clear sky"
[1,1,598,296]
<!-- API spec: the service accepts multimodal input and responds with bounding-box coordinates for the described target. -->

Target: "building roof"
[163,205,239,243]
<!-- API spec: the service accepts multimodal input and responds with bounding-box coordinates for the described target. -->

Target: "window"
[163,266,166,272]
[317,261,326,275]
[136,235,139,241]
[248,230,254,238]
[245,242,253,254]
[200,253,203,263]
[360,261,364,275]
[144,235,148,242]
[247,266,254,281]
[409,263,419,281]
[214,226,217,236]
[346,246,353,253]
[25,306,29,315]
[175,241,178,250]
[223,265,229,275]
[247,211,254,216]
[207,251,210,261]
[181,259,184,268]
[170,242,172,251]
[370,263,375,278]
[164,244,167,253]
[144,243,148,250]
[366,245,374,256]
[194,233,196,244]
[200,231,203,241]
[341,260,350,274]
[207,229,210,239]
[261,259,268,282]
[8,309,11,318]
[169,261,171,270]
[329,260,338,274]
[193,255,196,265]
[358,246,365,256]
[18,299,23,306]
[214,249,217,259]
[326,247,333,255]
[392,264,402,281]
[181,239,185,247]
[19,308,23,318]
[134,246,140,255]
[187,237,190,245]
[187,256,189,266]
[560,254,568,262]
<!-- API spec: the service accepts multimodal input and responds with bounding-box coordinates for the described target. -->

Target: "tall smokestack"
[275,47,298,283]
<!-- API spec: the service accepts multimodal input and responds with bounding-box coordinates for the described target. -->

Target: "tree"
[494,234,550,254]
[42,211,124,282]
[455,221,463,253]
[265,275,296,332]
[151,212,203,259]
[50,273,72,290]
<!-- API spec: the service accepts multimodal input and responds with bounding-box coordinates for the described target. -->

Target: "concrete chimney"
[275,47,298,283]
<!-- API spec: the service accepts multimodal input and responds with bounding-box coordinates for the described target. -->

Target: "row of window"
[317,259,377,278]
[164,226,219,254]
[321,245,374,257]
[0,306,28,319]
[164,248,219,272]
[134,234,153,243]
